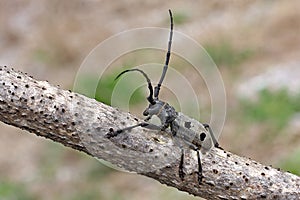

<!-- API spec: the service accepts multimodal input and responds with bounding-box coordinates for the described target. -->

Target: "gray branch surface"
[0,66,299,200]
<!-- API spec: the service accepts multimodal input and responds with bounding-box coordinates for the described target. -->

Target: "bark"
[0,65,299,200]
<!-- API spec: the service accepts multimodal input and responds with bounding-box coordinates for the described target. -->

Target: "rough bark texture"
[0,66,299,200]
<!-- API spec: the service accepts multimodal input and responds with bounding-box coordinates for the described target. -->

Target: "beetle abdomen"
[174,112,213,154]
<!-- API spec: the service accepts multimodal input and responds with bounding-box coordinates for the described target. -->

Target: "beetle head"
[143,99,165,116]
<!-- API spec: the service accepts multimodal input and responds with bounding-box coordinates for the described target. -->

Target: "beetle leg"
[106,122,163,139]
[179,147,203,184]
[203,123,219,148]
[179,148,185,180]
[183,143,203,184]
[197,150,203,184]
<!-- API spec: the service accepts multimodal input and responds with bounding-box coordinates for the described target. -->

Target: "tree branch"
[0,65,299,200]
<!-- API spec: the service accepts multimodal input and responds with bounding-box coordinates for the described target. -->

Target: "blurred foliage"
[205,40,253,68]
[70,187,122,200]
[38,142,114,177]
[76,71,145,106]
[71,190,109,200]
[279,148,300,176]
[32,49,52,64]
[240,89,300,130]
[0,181,37,200]
[172,11,189,25]
[32,47,73,66]
[37,142,117,199]
[86,160,114,180]
[96,73,118,105]
[38,142,67,179]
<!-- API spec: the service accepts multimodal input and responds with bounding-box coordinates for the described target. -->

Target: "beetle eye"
[200,132,206,141]
[143,110,149,116]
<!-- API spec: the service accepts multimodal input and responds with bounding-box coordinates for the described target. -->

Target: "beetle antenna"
[154,9,173,99]
[115,68,155,104]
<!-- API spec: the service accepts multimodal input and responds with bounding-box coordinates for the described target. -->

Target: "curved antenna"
[154,9,173,99]
[115,68,155,104]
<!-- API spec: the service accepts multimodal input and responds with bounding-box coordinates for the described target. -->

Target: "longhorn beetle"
[106,9,219,184]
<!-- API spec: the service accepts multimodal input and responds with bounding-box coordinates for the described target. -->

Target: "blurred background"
[1,1,300,199]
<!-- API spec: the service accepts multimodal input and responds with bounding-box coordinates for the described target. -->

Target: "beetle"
[106,9,219,184]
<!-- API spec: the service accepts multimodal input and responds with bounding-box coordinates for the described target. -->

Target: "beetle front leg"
[106,121,163,139]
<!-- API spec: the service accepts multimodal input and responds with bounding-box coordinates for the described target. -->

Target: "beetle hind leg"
[197,150,203,184]
[178,148,185,180]
[203,123,220,148]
